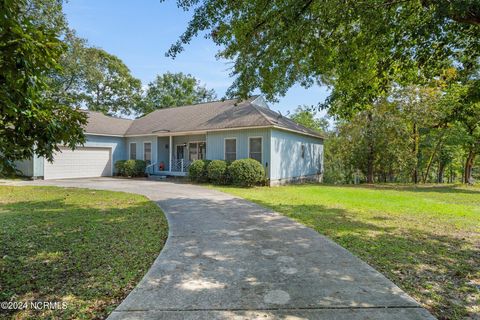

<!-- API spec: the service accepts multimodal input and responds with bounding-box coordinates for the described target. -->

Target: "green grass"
[0,186,168,319]
[214,184,480,320]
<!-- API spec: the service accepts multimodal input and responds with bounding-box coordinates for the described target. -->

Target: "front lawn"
[214,184,480,320]
[0,186,168,319]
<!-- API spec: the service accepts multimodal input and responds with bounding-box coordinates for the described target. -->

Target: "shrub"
[228,158,265,187]
[114,160,127,176]
[123,160,146,177]
[188,160,210,182]
[207,160,228,184]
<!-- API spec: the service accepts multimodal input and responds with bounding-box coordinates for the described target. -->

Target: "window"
[225,138,236,161]
[129,143,137,160]
[249,137,262,163]
[301,144,305,159]
[144,142,152,164]
[182,142,206,161]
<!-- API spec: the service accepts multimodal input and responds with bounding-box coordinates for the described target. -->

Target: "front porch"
[141,134,206,177]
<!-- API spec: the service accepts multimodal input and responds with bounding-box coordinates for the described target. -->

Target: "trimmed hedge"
[188,160,210,182]
[207,160,228,184]
[114,160,127,176]
[228,158,265,187]
[115,160,146,177]
[189,158,265,186]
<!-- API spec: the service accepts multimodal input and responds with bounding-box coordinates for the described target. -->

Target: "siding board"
[270,129,323,181]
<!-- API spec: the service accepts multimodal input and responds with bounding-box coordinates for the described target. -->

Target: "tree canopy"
[138,72,217,115]
[50,31,142,116]
[168,0,479,117]
[0,0,86,175]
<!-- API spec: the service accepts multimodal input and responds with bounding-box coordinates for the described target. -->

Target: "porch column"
[168,135,172,172]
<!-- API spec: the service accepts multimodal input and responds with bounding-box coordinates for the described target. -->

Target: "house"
[15,96,324,186]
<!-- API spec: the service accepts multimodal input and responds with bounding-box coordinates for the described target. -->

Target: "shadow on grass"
[247,199,479,320]
[0,198,168,319]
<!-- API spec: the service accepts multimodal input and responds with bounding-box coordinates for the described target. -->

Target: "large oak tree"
[167,0,479,117]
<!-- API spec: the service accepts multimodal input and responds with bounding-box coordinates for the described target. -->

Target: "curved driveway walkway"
[23,178,435,319]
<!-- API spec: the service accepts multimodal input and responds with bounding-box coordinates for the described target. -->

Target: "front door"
[176,145,185,160]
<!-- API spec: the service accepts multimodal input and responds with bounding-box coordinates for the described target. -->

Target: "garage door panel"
[44,147,112,179]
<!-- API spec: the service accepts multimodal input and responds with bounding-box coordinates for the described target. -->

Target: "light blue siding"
[14,159,33,176]
[33,155,44,176]
[14,152,44,177]
[270,129,323,181]
[125,136,157,165]
[206,128,271,177]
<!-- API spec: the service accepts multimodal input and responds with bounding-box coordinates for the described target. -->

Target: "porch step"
[148,175,167,180]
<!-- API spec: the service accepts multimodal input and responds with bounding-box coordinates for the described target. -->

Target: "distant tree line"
[53,32,217,117]
[291,72,480,184]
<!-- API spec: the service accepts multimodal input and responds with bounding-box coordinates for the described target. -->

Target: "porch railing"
[172,158,191,172]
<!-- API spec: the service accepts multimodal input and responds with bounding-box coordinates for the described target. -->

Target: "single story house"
[15,96,324,185]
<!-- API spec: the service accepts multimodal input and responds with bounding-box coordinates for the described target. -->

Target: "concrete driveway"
[20,178,435,319]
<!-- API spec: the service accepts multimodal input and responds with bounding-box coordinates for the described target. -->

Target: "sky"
[63,0,330,116]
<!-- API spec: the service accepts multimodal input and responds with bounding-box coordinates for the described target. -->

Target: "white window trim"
[248,136,263,163]
[224,138,237,161]
[143,141,153,163]
[129,142,137,160]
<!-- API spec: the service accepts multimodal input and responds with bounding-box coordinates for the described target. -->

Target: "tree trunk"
[366,112,375,184]
[464,149,476,184]
[412,123,419,184]
[422,129,446,183]
[437,161,445,183]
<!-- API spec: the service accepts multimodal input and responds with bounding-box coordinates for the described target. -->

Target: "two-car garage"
[44,147,112,180]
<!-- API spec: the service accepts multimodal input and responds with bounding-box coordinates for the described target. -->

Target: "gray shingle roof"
[84,111,133,136]
[84,97,324,139]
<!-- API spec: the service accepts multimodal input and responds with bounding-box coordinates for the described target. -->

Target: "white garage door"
[44,147,112,180]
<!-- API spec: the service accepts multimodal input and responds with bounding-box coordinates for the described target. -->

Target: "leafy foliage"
[117,160,146,177]
[114,160,127,176]
[289,105,329,133]
[138,72,217,115]
[0,0,87,175]
[228,159,265,187]
[188,159,210,182]
[168,0,479,117]
[207,160,228,184]
[50,32,142,116]
[321,78,480,184]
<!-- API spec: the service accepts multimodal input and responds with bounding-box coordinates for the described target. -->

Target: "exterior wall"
[270,129,323,183]
[33,155,44,177]
[14,159,33,177]
[14,154,44,177]
[206,128,271,177]
[125,136,157,165]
